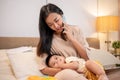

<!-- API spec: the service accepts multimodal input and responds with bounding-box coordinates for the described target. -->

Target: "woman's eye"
[55,19,59,22]
[48,24,52,27]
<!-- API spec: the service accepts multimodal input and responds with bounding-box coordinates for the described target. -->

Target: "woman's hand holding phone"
[62,23,74,41]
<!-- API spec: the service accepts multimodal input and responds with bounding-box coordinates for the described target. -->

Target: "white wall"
[98,0,118,16]
[0,0,45,37]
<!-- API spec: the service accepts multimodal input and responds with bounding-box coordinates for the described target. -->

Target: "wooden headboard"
[86,38,100,49]
[0,37,100,49]
[0,37,39,49]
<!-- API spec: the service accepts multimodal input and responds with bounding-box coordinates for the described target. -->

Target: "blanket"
[27,76,57,80]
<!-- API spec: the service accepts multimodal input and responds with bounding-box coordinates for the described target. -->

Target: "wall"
[0,0,45,37]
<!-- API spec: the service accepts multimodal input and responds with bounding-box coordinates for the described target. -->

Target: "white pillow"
[0,49,8,62]
[0,49,13,75]
[88,49,120,70]
[7,47,44,80]
[7,46,33,53]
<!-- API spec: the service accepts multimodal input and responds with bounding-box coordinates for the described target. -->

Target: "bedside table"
[112,54,120,60]
[110,51,120,60]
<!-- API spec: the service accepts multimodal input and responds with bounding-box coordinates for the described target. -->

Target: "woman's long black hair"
[37,3,63,56]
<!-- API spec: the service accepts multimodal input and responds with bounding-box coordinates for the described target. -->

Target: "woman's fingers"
[63,24,71,34]
[63,24,69,30]
[62,25,73,41]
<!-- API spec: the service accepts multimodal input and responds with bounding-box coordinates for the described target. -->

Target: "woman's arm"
[70,39,89,61]
[41,67,62,76]
[63,25,89,61]
[41,62,79,76]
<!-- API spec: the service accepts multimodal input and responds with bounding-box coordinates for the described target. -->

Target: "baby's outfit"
[65,56,86,72]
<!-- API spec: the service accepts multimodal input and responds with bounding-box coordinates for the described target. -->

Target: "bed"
[0,37,120,80]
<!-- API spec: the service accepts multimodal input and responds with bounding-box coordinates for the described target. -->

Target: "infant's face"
[49,55,65,68]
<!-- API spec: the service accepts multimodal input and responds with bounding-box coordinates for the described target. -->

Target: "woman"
[37,3,89,80]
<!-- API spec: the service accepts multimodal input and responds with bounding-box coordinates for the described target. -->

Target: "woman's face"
[45,13,64,34]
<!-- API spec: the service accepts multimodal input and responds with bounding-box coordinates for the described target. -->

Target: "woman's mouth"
[56,26,63,31]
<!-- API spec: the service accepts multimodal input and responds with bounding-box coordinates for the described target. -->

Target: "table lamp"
[96,16,119,51]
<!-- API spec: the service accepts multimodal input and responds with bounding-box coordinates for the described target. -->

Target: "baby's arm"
[59,61,79,70]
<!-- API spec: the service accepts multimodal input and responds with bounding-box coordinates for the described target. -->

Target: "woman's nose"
[53,23,59,29]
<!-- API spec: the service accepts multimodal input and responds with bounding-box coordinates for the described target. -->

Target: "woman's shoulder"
[69,24,79,27]
[69,25,81,29]
[69,25,82,32]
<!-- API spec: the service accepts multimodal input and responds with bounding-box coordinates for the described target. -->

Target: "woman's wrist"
[69,37,76,43]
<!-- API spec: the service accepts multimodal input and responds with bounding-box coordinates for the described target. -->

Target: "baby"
[46,54,109,80]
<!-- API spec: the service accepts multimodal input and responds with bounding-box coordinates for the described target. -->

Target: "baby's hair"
[45,54,61,67]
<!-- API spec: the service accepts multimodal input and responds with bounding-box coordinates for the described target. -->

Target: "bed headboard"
[0,37,39,49]
[0,37,100,49]
[86,38,100,49]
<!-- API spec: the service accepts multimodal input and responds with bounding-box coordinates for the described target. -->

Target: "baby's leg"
[85,60,109,80]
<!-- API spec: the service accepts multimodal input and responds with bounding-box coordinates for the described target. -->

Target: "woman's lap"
[55,69,88,80]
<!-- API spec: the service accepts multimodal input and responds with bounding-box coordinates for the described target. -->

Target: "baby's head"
[46,54,65,68]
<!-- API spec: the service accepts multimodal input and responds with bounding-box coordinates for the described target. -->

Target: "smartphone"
[61,22,67,41]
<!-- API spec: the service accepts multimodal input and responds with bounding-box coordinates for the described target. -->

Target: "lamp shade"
[96,16,119,32]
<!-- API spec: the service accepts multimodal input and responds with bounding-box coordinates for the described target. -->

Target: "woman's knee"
[55,69,87,80]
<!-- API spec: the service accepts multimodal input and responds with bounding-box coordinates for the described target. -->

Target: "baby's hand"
[77,69,84,73]
[77,67,86,73]
[71,61,79,70]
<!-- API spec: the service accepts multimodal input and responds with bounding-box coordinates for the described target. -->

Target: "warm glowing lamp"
[96,16,119,51]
